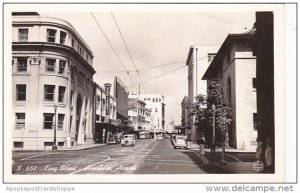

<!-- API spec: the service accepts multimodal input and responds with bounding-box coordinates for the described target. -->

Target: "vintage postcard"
[3,3,287,183]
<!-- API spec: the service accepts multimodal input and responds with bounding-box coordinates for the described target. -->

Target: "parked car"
[173,136,188,149]
[106,134,118,145]
[121,134,136,147]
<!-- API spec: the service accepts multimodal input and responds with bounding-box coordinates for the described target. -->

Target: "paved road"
[12,138,225,174]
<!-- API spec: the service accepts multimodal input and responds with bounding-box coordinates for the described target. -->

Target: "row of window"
[15,57,66,74]
[15,112,65,130]
[13,141,65,148]
[16,84,66,103]
[18,28,90,63]
[143,98,162,103]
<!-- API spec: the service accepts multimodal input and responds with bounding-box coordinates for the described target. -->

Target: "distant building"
[93,83,117,144]
[128,98,148,131]
[139,94,166,132]
[202,32,257,152]
[186,45,219,141]
[181,96,190,135]
[12,12,95,150]
[114,77,129,124]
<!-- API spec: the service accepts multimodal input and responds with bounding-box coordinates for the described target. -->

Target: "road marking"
[68,155,111,175]
[20,153,57,161]
[225,154,242,162]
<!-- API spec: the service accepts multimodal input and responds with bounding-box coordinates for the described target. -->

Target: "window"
[58,142,64,146]
[159,98,161,103]
[44,85,55,101]
[152,98,154,102]
[46,58,56,72]
[59,60,66,74]
[44,142,53,147]
[252,78,257,89]
[14,142,24,148]
[253,113,258,130]
[71,39,75,48]
[17,57,27,72]
[70,90,74,106]
[58,86,66,103]
[43,113,54,129]
[16,113,25,129]
[156,98,158,102]
[69,116,72,131]
[57,114,65,130]
[86,54,89,62]
[208,54,215,62]
[18,29,28,42]
[47,29,56,42]
[16,84,26,101]
[155,108,157,113]
[60,31,67,44]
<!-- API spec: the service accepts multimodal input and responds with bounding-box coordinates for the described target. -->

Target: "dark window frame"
[44,85,55,101]
[47,29,57,43]
[18,28,28,42]
[43,113,54,129]
[16,113,25,129]
[16,84,26,101]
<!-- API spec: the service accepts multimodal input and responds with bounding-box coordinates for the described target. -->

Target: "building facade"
[202,32,257,152]
[186,45,219,141]
[128,98,148,131]
[139,94,166,132]
[12,12,95,150]
[93,83,117,144]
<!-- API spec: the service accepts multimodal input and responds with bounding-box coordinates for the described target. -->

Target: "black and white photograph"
[2,3,295,185]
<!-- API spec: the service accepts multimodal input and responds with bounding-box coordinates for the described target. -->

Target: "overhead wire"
[90,12,137,91]
[111,12,147,94]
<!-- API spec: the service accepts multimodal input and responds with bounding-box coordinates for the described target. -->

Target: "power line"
[90,12,137,90]
[111,12,146,94]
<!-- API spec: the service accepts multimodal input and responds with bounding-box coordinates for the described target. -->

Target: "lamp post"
[52,104,58,151]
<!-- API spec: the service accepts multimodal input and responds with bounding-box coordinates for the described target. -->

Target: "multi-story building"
[139,94,166,132]
[12,12,95,150]
[202,32,257,152]
[186,45,219,141]
[93,82,117,144]
[128,98,148,131]
[113,77,129,125]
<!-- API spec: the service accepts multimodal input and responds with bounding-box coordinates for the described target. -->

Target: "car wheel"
[173,146,177,149]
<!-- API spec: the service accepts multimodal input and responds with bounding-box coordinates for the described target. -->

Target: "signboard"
[104,83,112,117]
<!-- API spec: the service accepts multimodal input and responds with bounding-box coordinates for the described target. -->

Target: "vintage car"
[173,136,188,149]
[121,134,136,147]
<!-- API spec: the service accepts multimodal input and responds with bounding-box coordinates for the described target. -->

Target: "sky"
[40,10,255,125]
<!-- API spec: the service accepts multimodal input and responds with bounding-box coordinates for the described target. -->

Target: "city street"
[12,138,228,174]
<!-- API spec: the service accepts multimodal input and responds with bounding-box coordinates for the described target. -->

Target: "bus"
[139,131,151,139]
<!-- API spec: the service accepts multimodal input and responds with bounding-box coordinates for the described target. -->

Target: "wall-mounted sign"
[104,83,112,122]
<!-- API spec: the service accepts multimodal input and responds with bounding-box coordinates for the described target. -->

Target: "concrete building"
[114,77,129,124]
[128,98,148,131]
[202,32,257,152]
[139,94,166,132]
[186,45,219,141]
[12,12,95,150]
[93,83,117,144]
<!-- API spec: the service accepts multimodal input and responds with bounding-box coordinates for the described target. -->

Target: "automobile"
[121,134,136,147]
[106,134,118,145]
[173,136,188,149]
[156,134,164,140]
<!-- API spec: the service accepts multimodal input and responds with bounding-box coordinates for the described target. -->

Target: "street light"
[52,104,58,151]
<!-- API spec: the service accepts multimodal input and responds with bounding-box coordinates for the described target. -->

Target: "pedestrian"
[264,137,273,171]
[255,139,264,161]
[199,135,205,155]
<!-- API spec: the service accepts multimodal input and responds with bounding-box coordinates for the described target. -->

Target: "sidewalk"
[188,142,257,174]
